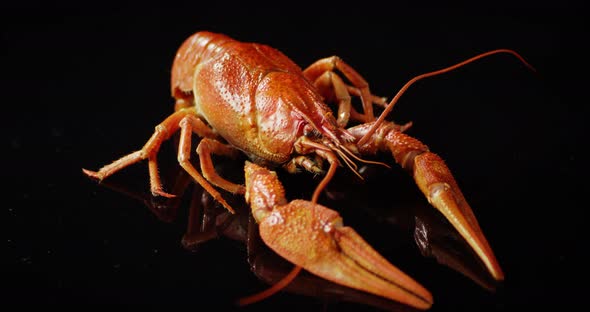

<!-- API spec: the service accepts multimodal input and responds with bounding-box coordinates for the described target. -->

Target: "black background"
[4,1,588,311]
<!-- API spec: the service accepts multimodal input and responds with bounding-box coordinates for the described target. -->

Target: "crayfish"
[83,31,533,309]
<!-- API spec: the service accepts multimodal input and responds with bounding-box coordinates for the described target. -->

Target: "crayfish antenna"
[331,145,359,172]
[327,142,390,183]
[312,160,339,203]
[236,265,303,306]
[338,143,391,169]
[358,49,536,147]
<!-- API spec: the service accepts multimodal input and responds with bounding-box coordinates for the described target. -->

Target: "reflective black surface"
[5,1,586,310]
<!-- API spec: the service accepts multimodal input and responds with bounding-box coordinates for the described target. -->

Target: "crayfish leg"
[82,108,198,197]
[83,106,241,214]
[303,56,376,124]
[196,138,246,195]
[176,115,236,213]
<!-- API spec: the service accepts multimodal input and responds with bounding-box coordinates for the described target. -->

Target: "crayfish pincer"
[83,31,534,309]
[244,161,433,309]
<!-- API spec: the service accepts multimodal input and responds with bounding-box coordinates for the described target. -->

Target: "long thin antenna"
[338,143,391,169]
[312,160,339,203]
[358,49,536,146]
[236,265,303,306]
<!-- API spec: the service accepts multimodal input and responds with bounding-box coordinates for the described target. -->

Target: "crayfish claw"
[349,122,505,282]
[413,153,504,281]
[244,161,433,309]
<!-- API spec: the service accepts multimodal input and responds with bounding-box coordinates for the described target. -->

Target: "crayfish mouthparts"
[244,161,433,309]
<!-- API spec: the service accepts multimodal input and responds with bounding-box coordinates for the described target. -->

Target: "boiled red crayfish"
[83,31,533,309]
